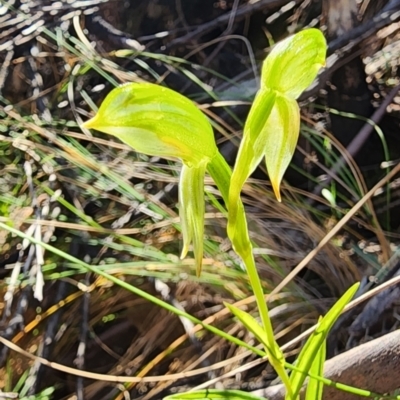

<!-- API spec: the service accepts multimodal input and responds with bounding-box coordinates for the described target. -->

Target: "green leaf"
[163,389,265,400]
[82,82,217,166]
[305,317,326,400]
[225,302,292,398]
[261,28,326,99]
[287,283,359,400]
[225,303,276,355]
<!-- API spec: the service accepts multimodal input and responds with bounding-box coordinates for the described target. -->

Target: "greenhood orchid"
[228,28,326,238]
[83,83,218,276]
[82,29,327,394]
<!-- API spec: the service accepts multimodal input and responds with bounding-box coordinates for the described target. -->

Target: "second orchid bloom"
[83,83,217,276]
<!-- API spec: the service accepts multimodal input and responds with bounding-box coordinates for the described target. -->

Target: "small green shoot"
[305,317,326,400]
[289,282,359,399]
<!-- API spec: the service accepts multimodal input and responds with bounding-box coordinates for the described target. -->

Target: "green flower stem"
[208,152,291,391]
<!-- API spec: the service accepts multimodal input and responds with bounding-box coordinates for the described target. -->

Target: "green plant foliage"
[163,389,265,400]
[305,317,326,400]
[225,302,281,356]
[225,302,291,396]
[288,282,359,400]
[82,81,285,384]
[224,29,326,393]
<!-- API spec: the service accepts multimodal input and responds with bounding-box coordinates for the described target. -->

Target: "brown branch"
[252,329,400,400]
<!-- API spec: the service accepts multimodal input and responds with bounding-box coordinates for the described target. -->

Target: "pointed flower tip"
[82,116,97,130]
[180,245,189,260]
[272,183,282,202]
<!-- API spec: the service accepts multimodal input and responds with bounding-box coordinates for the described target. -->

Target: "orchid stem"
[208,152,290,389]
[207,153,269,327]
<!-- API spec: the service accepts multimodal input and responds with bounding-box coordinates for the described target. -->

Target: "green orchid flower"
[228,28,326,236]
[82,29,327,394]
[83,82,217,276]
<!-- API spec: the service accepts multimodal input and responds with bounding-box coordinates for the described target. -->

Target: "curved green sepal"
[82,82,217,166]
[264,95,300,201]
[228,88,276,231]
[179,162,207,276]
[261,28,327,99]
[83,82,219,274]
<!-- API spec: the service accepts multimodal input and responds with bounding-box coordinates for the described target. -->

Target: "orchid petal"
[179,161,207,276]
[228,88,276,231]
[83,82,217,274]
[264,95,300,201]
[228,28,326,219]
